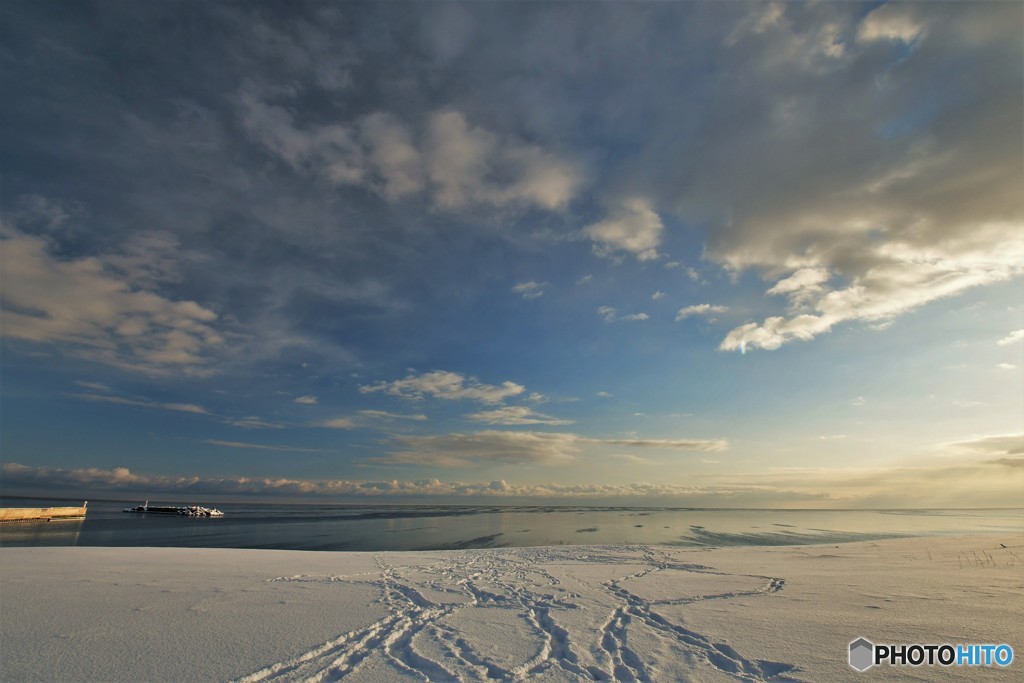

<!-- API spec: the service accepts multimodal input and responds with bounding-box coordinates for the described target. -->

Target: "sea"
[1,497,1020,552]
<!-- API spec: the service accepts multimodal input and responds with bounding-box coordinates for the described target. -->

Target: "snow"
[1,535,1020,681]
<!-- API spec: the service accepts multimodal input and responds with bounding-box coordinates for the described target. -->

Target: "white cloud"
[425,109,580,210]
[359,112,425,199]
[652,290,666,300]
[316,417,358,429]
[722,234,1024,352]
[996,363,1017,370]
[583,198,663,261]
[765,267,831,305]
[378,430,727,467]
[294,395,318,405]
[240,95,581,212]
[383,431,581,467]
[856,5,927,44]
[997,329,1024,346]
[164,403,212,415]
[74,380,113,393]
[465,406,573,426]
[577,274,593,285]
[314,410,427,430]
[69,392,211,416]
[360,370,525,404]
[593,437,727,451]
[224,416,285,429]
[0,462,753,501]
[675,304,727,321]
[69,389,291,430]
[598,307,648,323]
[941,433,1024,458]
[205,439,324,453]
[357,410,428,421]
[0,226,224,376]
[596,391,613,398]
[629,4,1024,355]
[4,458,1019,506]
[512,281,548,300]
[850,396,866,407]
[610,454,654,465]
[952,400,985,409]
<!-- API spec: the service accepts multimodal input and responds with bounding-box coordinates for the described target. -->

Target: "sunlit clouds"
[1,1,1021,505]
[360,371,525,405]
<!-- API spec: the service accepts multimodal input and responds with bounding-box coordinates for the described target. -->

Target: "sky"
[1,1,1022,507]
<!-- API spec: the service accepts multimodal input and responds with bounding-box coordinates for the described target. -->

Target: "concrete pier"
[0,504,87,523]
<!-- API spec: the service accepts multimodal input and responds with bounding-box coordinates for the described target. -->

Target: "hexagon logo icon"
[849,637,875,671]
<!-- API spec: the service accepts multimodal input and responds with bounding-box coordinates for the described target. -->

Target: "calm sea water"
[1,497,1020,551]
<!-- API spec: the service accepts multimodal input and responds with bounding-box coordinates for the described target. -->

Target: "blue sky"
[1,1,1021,506]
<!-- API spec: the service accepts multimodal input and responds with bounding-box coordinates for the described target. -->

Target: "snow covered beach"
[2,534,1020,682]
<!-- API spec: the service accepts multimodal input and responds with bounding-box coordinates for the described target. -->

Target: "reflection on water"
[0,518,83,546]
[1,497,1020,552]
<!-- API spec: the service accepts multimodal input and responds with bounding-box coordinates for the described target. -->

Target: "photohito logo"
[849,637,1014,672]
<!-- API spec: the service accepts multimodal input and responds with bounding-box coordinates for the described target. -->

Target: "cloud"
[361,370,525,404]
[951,400,985,409]
[591,437,727,451]
[240,94,582,211]
[598,307,648,323]
[73,380,113,393]
[0,226,224,376]
[224,416,285,429]
[424,109,581,210]
[765,267,831,305]
[294,395,318,405]
[610,454,654,465]
[314,410,428,430]
[375,430,728,467]
[652,290,666,300]
[512,281,548,300]
[850,396,867,407]
[583,198,663,261]
[996,363,1017,370]
[675,304,727,321]
[465,406,573,426]
[588,2,1024,354]
[856,4,927,45]
[204,440,324,453]
[721,241,1024,352]
[69,392,211,416]
[942,433,1024,458]
[70,390,291,429]
[0,462,827,505]
[316,417,358,430]
[596,391,613,398]
[997,329,1024,346]
[163,403,212,415]
[4,458,1019,506]
[382,431,581,467]
[357,410,428,421]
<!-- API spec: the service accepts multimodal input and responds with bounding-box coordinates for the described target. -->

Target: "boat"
[0,501,88,523]
[123,501,224,517]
